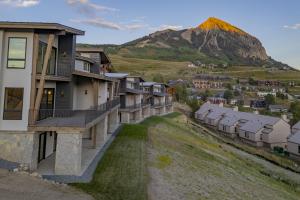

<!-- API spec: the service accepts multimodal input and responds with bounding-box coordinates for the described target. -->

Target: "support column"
[96,116,108,145]
[55,132,82,175]
[108,109,119,133]
[121,112,130,123]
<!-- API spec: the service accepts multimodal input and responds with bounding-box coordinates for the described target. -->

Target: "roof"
[76,47,104,53]
[75,55,95,64]
[0,21,84,35]
[197,102,282,133]
[141,82,156,87]
[269,104,287,110]
[288,131,300,144]
[293,121,300,130]
[105,73,128,78]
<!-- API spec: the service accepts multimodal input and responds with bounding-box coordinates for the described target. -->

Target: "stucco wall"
[45,132,55,158]
[0,31,33,131]
[98,81,108,105]
[262,120,290,145]
[73,79,93,110]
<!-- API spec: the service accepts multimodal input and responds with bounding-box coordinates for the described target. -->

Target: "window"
[7,38,27,68]
[83,62,90,72]
[37,41,57,75]
[298,146,300,154]
[245,132,250,138]
[3,88,24,120]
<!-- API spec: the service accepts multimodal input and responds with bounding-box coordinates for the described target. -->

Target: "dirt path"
[0,169,93,200]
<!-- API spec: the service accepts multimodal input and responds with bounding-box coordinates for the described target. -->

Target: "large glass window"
[3,88,24,120]
[7,38,27,68]
[37,41,57,75]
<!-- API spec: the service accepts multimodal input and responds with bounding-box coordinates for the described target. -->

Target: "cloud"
[0,0,39,7]
[283,23,300,30]
[72,18,146,31]
[150,24,183,32]
[71,18,122,30]
[66,0,118,17]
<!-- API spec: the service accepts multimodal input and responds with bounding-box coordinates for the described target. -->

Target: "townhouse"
[105,73,146,123]
[287,122,300,160]
[140,82,173,116]
[0,22,120,176]
[192,74,231,89]
[195,102,291,149]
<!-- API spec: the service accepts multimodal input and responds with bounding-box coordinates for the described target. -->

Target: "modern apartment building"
[105,73,146,123]
[141,82,173,116]
[0,22,120,176]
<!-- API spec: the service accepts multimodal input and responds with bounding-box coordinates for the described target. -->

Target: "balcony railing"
[120,103,141,110]
[152,102,165,107]
[29,98,120,127]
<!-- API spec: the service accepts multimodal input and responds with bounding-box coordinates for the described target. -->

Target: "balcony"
[120,103,141,112]
[152,102,165,108]
[36,67,72,82]
[120,81,144,94]
[29,98,120,128]
[153,91,167,97]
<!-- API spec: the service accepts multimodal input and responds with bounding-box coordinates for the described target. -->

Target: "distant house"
[287,122,300,160]
[207,97,227,105]
[257,91,276,98]
[257,80,281,87]
[250,100,266,108]
[269,105,288,113]
[192,74,231,89]
[195,102,291,149]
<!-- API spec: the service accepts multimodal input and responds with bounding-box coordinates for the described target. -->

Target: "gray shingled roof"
[288,131,300,144]
[293,121,300,130]
[197,102,281,133]
[141,82,156,87]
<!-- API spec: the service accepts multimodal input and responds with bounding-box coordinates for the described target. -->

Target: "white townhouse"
[287,122,300,160]
[0,22,120,176]
[196,102,291,149]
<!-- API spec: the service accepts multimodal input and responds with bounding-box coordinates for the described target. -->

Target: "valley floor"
[74,113,300,200]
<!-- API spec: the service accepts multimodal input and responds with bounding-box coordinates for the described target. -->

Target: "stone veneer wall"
[0,132,39,170]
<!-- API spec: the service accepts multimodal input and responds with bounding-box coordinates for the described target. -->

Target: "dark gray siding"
[55,82,74,110]
[57,34,76,77]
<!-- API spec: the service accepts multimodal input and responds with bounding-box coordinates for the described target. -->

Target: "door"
[38,132,47,163]
[39,88,55,120]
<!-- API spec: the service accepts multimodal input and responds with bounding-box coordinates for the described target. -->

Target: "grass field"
[110,55,300,83]
[73,113,300,200]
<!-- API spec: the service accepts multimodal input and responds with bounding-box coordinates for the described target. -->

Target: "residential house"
[195,102,291,149]
[269,105,288,113]
[105,74,146,123]
[140,82,173,116]
[76,47,112,74]
[287,122,300,160]
[192,74,231,89]
[0,22,120,176]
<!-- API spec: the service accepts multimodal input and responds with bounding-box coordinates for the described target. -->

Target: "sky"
[0,0,299,69]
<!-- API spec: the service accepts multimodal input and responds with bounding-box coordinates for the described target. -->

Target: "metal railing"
[29,98,120,126]
[120,103,141,110]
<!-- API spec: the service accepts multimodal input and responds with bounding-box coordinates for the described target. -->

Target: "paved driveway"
[0,169,94,200]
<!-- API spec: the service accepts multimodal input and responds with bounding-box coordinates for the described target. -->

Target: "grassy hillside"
[110,55,300,83]
[74,113,300,200]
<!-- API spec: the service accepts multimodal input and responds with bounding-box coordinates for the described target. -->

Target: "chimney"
[281,114,289,122]
[233,106,239,111]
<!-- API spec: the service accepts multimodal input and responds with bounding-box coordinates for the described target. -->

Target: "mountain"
[80,17,292,69]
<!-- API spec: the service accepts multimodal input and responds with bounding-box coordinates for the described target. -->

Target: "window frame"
[3,87,24,120]
[7,37,27,69]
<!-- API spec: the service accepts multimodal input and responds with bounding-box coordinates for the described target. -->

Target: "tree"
[224,90,233,101]
[201,89,212,101]
[175,85,188,102]
[290,102,300,125]
[248,77,257,86]
[264,94,275,106]
[152,73,165,83]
